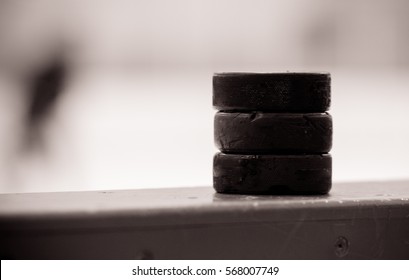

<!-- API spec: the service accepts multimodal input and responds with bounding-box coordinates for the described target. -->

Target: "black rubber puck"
[213,153,332,195]
[214,112,332,154]
[213,72,331,112]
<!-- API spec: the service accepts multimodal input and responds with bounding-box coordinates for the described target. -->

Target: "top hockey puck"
[213,72,331,112]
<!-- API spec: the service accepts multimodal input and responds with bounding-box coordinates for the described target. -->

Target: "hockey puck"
[213,153,332,195]
[214,112,332,154]
[213,72,331,112]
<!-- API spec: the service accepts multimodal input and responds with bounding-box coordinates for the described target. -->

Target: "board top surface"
[1,181,409,215]
[1,181,408,230]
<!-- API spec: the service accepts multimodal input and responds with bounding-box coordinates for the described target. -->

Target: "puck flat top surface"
[214,112,332,154]
[213,72,331,112]
[215,72,330,77]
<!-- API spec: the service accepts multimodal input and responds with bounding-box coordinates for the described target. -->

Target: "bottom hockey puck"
[213,153,332,195]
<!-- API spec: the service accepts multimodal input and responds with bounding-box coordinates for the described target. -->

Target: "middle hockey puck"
[215,112,332,154]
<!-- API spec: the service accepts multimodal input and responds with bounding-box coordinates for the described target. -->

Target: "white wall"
[0,0,408,192]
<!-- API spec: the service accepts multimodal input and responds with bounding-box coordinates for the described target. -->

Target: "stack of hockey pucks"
[213,72,332,195]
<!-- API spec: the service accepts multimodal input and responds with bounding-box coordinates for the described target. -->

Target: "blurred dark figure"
[24,55,66,151]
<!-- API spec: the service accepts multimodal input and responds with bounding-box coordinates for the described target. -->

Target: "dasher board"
[1,181,408,259]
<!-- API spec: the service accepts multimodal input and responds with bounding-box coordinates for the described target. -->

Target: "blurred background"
[0,0,408,193]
